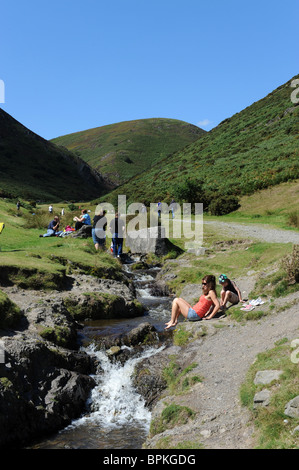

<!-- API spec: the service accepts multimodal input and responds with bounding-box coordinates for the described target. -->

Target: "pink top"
[192,295,213,318]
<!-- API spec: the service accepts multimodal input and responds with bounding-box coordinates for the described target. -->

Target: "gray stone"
[71,224,92,238]
[285,396,299,418]
[253,389,271,408]
[126,226,168,255]
[254,370,283,385]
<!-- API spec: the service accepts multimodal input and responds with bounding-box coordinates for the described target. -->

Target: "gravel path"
[146,294,299,450]
[204,220,299,244]
[146,221,299,449]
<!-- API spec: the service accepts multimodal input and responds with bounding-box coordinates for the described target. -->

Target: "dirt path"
[204,220,299,244]
[146,221,299,449]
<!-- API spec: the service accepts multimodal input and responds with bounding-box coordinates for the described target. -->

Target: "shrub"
[283,244,299,285]
[286,211,299,228]
[209,195,240,216]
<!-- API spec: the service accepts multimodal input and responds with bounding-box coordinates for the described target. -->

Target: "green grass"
[0,199,122,289]
[240,339,299,449]
[0,108,109,202]
[52,118,205,186]
[102,74,299,208]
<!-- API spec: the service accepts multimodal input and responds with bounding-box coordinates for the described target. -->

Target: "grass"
[240,338,299,449]
[52,118,205,186]
[0,199,122,289]
[149,403,196,438]
[102,74,299,208]
[0,109,107,202]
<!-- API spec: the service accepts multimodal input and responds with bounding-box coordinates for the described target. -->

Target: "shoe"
[39,234,43,237]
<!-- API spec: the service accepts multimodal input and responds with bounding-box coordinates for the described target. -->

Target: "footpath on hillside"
[204,220,299,244]
[145,222,299,449]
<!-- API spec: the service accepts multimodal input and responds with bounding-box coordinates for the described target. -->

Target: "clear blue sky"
[0,0,298,140]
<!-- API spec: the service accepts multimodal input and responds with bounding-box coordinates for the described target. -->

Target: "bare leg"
[222,291,238,308]
[165,298,192,329]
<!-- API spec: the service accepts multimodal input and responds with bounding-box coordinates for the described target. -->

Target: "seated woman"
[74,209,91,230]
[165,275,220,329]
[218,274,244,310]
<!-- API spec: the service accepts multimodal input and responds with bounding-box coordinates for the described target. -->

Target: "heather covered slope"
[0,109,114,202]
[102,75,299,206]
[51,118,205,186]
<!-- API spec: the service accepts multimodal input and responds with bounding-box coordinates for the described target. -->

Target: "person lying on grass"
[165,275,220,329]
[218,274,244,310]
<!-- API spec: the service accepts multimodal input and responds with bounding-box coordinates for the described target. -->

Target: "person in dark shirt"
[109,212,125,257]
[218,274,244,310]
[92,210,107,251]
[40,216,60,237]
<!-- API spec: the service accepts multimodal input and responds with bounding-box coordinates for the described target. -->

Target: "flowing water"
[31,261,172,449]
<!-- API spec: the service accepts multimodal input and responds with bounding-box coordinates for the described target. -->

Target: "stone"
[254,370,283,385]
[71,224,92,238]
[284,396,299,418]
[253,389,271,408]
[126,226,168,255]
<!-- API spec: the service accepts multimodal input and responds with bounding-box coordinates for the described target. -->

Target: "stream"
[31,260,173,449]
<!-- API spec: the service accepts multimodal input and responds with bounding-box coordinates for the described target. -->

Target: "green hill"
[101,74,299,210]
[0,109,114,202]
[51,118,205,186]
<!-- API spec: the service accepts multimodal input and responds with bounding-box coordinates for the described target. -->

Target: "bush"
[209,195,240,216]
[283,244,299,285]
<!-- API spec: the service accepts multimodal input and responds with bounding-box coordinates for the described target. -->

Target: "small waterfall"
[71,343,165,431]
[31,259,172,448]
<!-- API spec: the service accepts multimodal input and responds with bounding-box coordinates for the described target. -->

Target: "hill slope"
[0,109,114,201]
[51,118,205,185]
[102,75,299,207]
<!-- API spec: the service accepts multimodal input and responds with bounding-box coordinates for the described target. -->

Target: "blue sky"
[0,0,298,140]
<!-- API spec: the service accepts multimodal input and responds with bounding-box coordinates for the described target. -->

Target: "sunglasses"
[202,282,208,286]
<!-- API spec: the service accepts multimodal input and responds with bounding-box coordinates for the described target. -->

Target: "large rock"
[285,396,299,418]
[126,226,168,255]
[71,224,92,238]
[0,336,95,448]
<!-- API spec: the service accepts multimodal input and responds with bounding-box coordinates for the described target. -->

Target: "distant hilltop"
[51,118,206,186]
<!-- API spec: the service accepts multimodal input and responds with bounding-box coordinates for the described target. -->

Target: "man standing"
[109,212,125,258]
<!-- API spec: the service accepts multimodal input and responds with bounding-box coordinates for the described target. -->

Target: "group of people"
[40,208,125,258]
[165,274,244,329]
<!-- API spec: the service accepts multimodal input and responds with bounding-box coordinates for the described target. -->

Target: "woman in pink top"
[165,275,220,329]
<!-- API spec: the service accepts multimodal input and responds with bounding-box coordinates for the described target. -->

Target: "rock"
[126,226,168,255]
[254,370,283,385]
[106,346,121,357]
[253,389,271,408]
[285,396,299,418]
[291,425,299,435]
[71,224,92,238]
[0,335,95,448]
[122,322,158,347]
[63,292,143,321]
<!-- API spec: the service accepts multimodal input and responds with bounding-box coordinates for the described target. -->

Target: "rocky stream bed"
[0,226,298,449]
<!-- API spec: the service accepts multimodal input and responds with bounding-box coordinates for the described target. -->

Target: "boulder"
[126,226,168,255]
[0,336,95,448]
[285,396,299,418]
[71,224,92,238]
[253,370,283,385]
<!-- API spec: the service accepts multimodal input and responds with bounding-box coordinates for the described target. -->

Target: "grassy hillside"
[101,75,299,209]
[51,118,205,185]
[0,109,113,202]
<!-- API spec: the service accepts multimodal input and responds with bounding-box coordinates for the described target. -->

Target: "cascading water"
[31,260,172,449]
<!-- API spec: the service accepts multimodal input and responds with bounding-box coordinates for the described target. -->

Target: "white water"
[67,343,165,433]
